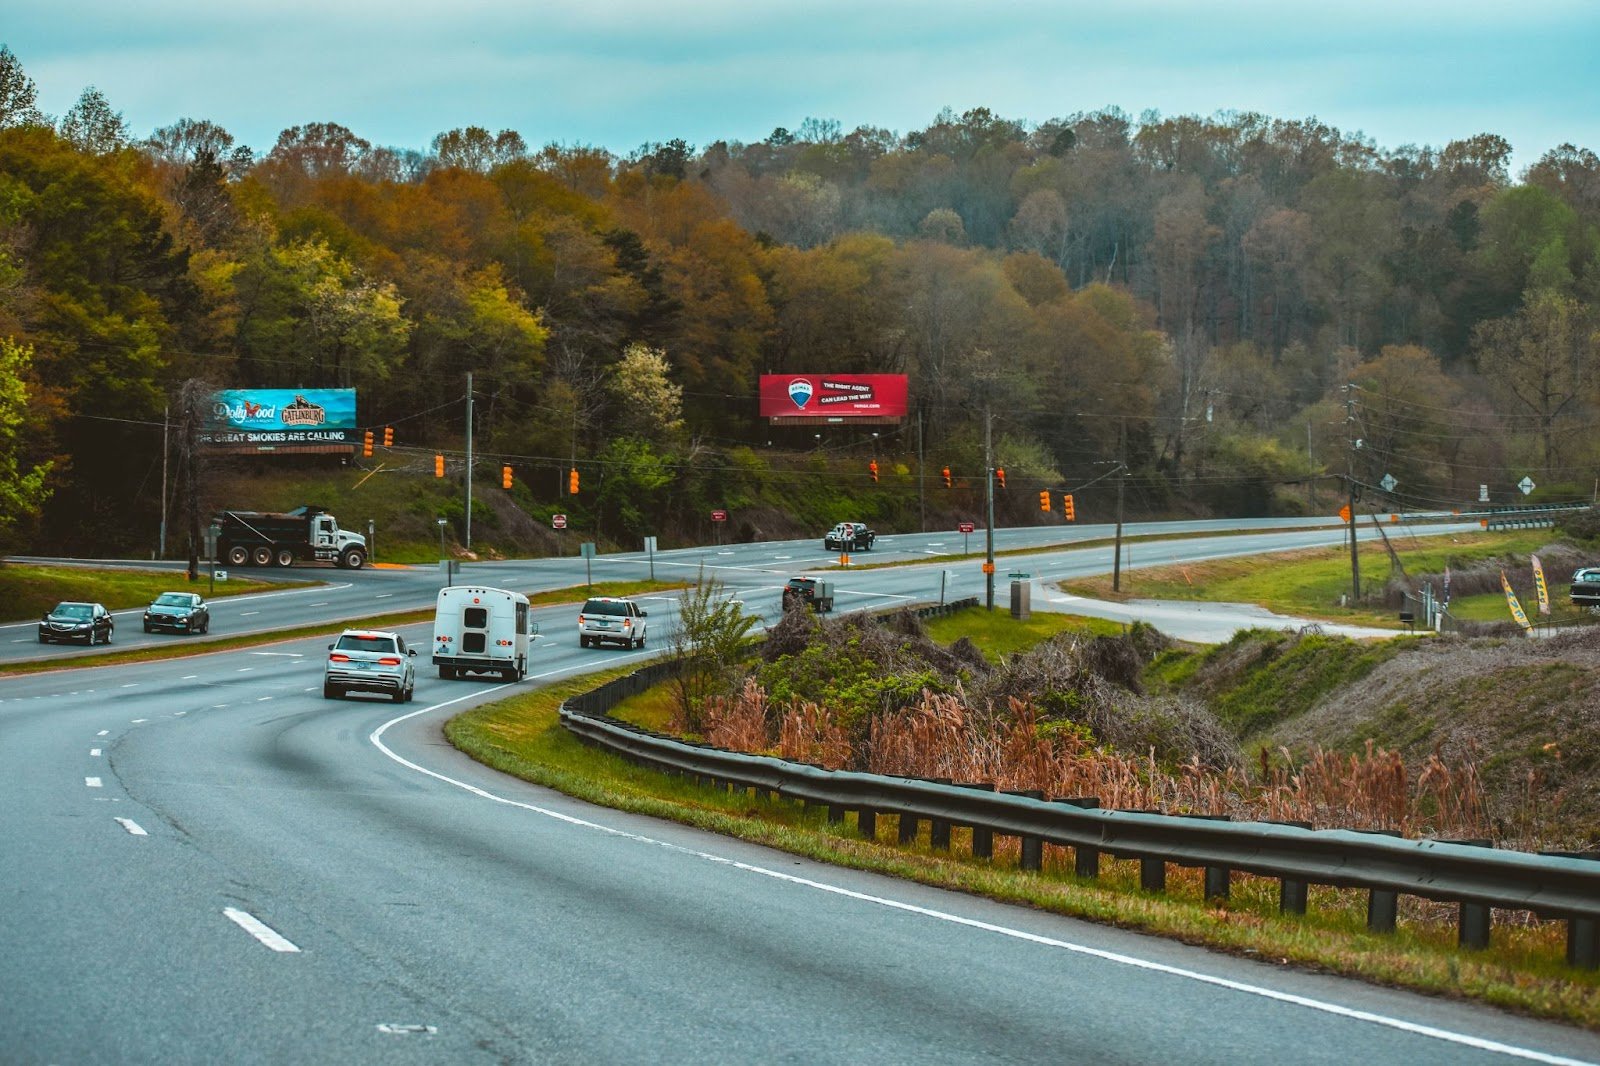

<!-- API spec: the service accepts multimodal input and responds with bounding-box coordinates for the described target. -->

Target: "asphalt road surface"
[7,519,1596,1063]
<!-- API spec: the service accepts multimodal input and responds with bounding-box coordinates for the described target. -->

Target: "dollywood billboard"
[758,374,908,424]
[200,389,358,453]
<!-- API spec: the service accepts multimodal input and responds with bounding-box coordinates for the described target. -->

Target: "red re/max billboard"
[758,374,909,420]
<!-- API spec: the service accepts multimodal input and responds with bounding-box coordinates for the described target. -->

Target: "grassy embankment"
[448,603,1600,1029]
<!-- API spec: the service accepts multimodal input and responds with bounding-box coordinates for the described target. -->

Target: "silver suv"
[324,629,417,702]
[578,597,648,649]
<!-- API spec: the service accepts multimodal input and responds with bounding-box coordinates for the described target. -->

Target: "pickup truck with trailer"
[823,521,875,551]
[432,585,537,680]
[213,506,368,569]
[782,576,834,612]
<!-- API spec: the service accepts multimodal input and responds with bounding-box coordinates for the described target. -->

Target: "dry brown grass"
[698,685,1501,838]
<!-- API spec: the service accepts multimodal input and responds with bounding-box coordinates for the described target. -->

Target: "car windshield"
[583,600,626,615]
[154,594,194,607]
[53,604,91,619]
[336,634,397,654]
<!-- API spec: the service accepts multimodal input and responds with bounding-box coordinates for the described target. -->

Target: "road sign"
[1338,504,1352,523]
[1518,476,1536,496]
[981,562,995,574]
[1007,572,1032,580]
[711,509,728,522]
[958,521,975,533]
[1380,473,1397,492]
[580,541,595,558]
[1479,484,1490,503]
[552,513,567,529]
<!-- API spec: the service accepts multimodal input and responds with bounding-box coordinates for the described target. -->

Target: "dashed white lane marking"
[115,817,147,836]
[375,593,393,598]
[308,601,329,607]
[376,1023,437,1035]
[131,718,148,723]
[90,748,101,757]
[96,730,109,737]
[85,777,102,788]
[222,908,300,953]
[120,683,137,688]
[173,711,186,717]
[256,697,272,702]
[182,675,198,680]
[211,704,228,709]
[241,611,259,617]
[370,698,1594,1066]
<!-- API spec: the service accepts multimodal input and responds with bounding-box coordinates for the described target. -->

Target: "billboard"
[759,374,908,424]
[200,389,357,453]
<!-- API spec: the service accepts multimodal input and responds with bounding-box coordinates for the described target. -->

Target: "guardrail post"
[1055,797,1101,879]
[1544,851,1600,969]
[959,782,996,859]
[1271,820,1313,914]
[1359,829,1402,933]
[1180,814,1233,900]
[1004,789,1045,870]
[1140,857,1166,893]
[1447,839,1493,949]
[827,803,846,825]
[898,812,919,844]
[929,779,953,850]
[858,808,877,841]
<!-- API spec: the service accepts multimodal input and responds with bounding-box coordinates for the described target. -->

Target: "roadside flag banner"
[1501,570,1533,633]
[1531,554,1551,615]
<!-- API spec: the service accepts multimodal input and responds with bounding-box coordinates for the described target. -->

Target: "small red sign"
[958,521,975,534]
[552,514,568,529]
[711,509,728,522]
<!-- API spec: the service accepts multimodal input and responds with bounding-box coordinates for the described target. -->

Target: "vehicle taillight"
[622,618,632,628]
[378,656,401,665]
[330,653,351,662]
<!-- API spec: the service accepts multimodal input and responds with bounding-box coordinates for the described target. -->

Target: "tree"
[0,45,43,128]
[432,126,527,173]
[669,567,759,733]
[606,343,683,440]
[0,337,51,540]
[59,87,130,154]
[1472,293,1600,471]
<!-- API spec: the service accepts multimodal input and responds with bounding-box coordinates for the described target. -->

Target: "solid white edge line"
[368,697,1594,1066]
[114,817,147,836]
[223,907,300,953]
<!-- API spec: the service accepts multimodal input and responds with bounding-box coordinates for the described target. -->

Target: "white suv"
[578,597,648,649]
[324,629,417,701]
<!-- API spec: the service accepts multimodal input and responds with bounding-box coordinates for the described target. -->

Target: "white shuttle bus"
[432,585,538,681]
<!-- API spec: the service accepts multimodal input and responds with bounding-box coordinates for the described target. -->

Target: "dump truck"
[213,506,367,569]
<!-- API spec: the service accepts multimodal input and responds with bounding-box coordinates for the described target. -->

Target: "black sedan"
[39,602,114,645]
[143,592,210,634]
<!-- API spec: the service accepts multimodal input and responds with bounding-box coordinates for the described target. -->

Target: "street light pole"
[437,517,450,588]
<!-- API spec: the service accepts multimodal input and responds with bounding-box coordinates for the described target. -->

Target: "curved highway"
[7,519,1595,1064]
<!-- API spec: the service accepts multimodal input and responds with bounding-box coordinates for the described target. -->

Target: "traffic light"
[434,454,445,478]
[501,465,513,489]
[362,430,373,457]
[996,467,1006,490]
[1064,493,1076,522]
[1039,490,1050,512]
[869,460,879,483]
[383,425,394,447]
[569,467,580,494]
[942,466,952,488]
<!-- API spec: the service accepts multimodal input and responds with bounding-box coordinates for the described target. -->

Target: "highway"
[6,519,1596,1064]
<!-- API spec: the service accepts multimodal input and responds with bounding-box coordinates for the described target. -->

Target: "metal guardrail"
[559,609,1600,969]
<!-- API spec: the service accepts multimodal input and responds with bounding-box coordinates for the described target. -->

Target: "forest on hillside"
[1,44,1598,556]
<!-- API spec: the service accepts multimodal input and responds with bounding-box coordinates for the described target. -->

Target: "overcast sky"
[9,1,1598,174]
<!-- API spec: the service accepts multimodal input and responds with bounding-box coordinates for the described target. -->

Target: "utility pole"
[1112,417,1127,592]
[984,406,995,611]
[464,371,473,550]
[159,404,169,557]
[917,408,926,533]
[1344,384,1361,603]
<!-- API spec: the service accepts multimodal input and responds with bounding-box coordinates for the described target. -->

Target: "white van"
[431,585,538,681]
